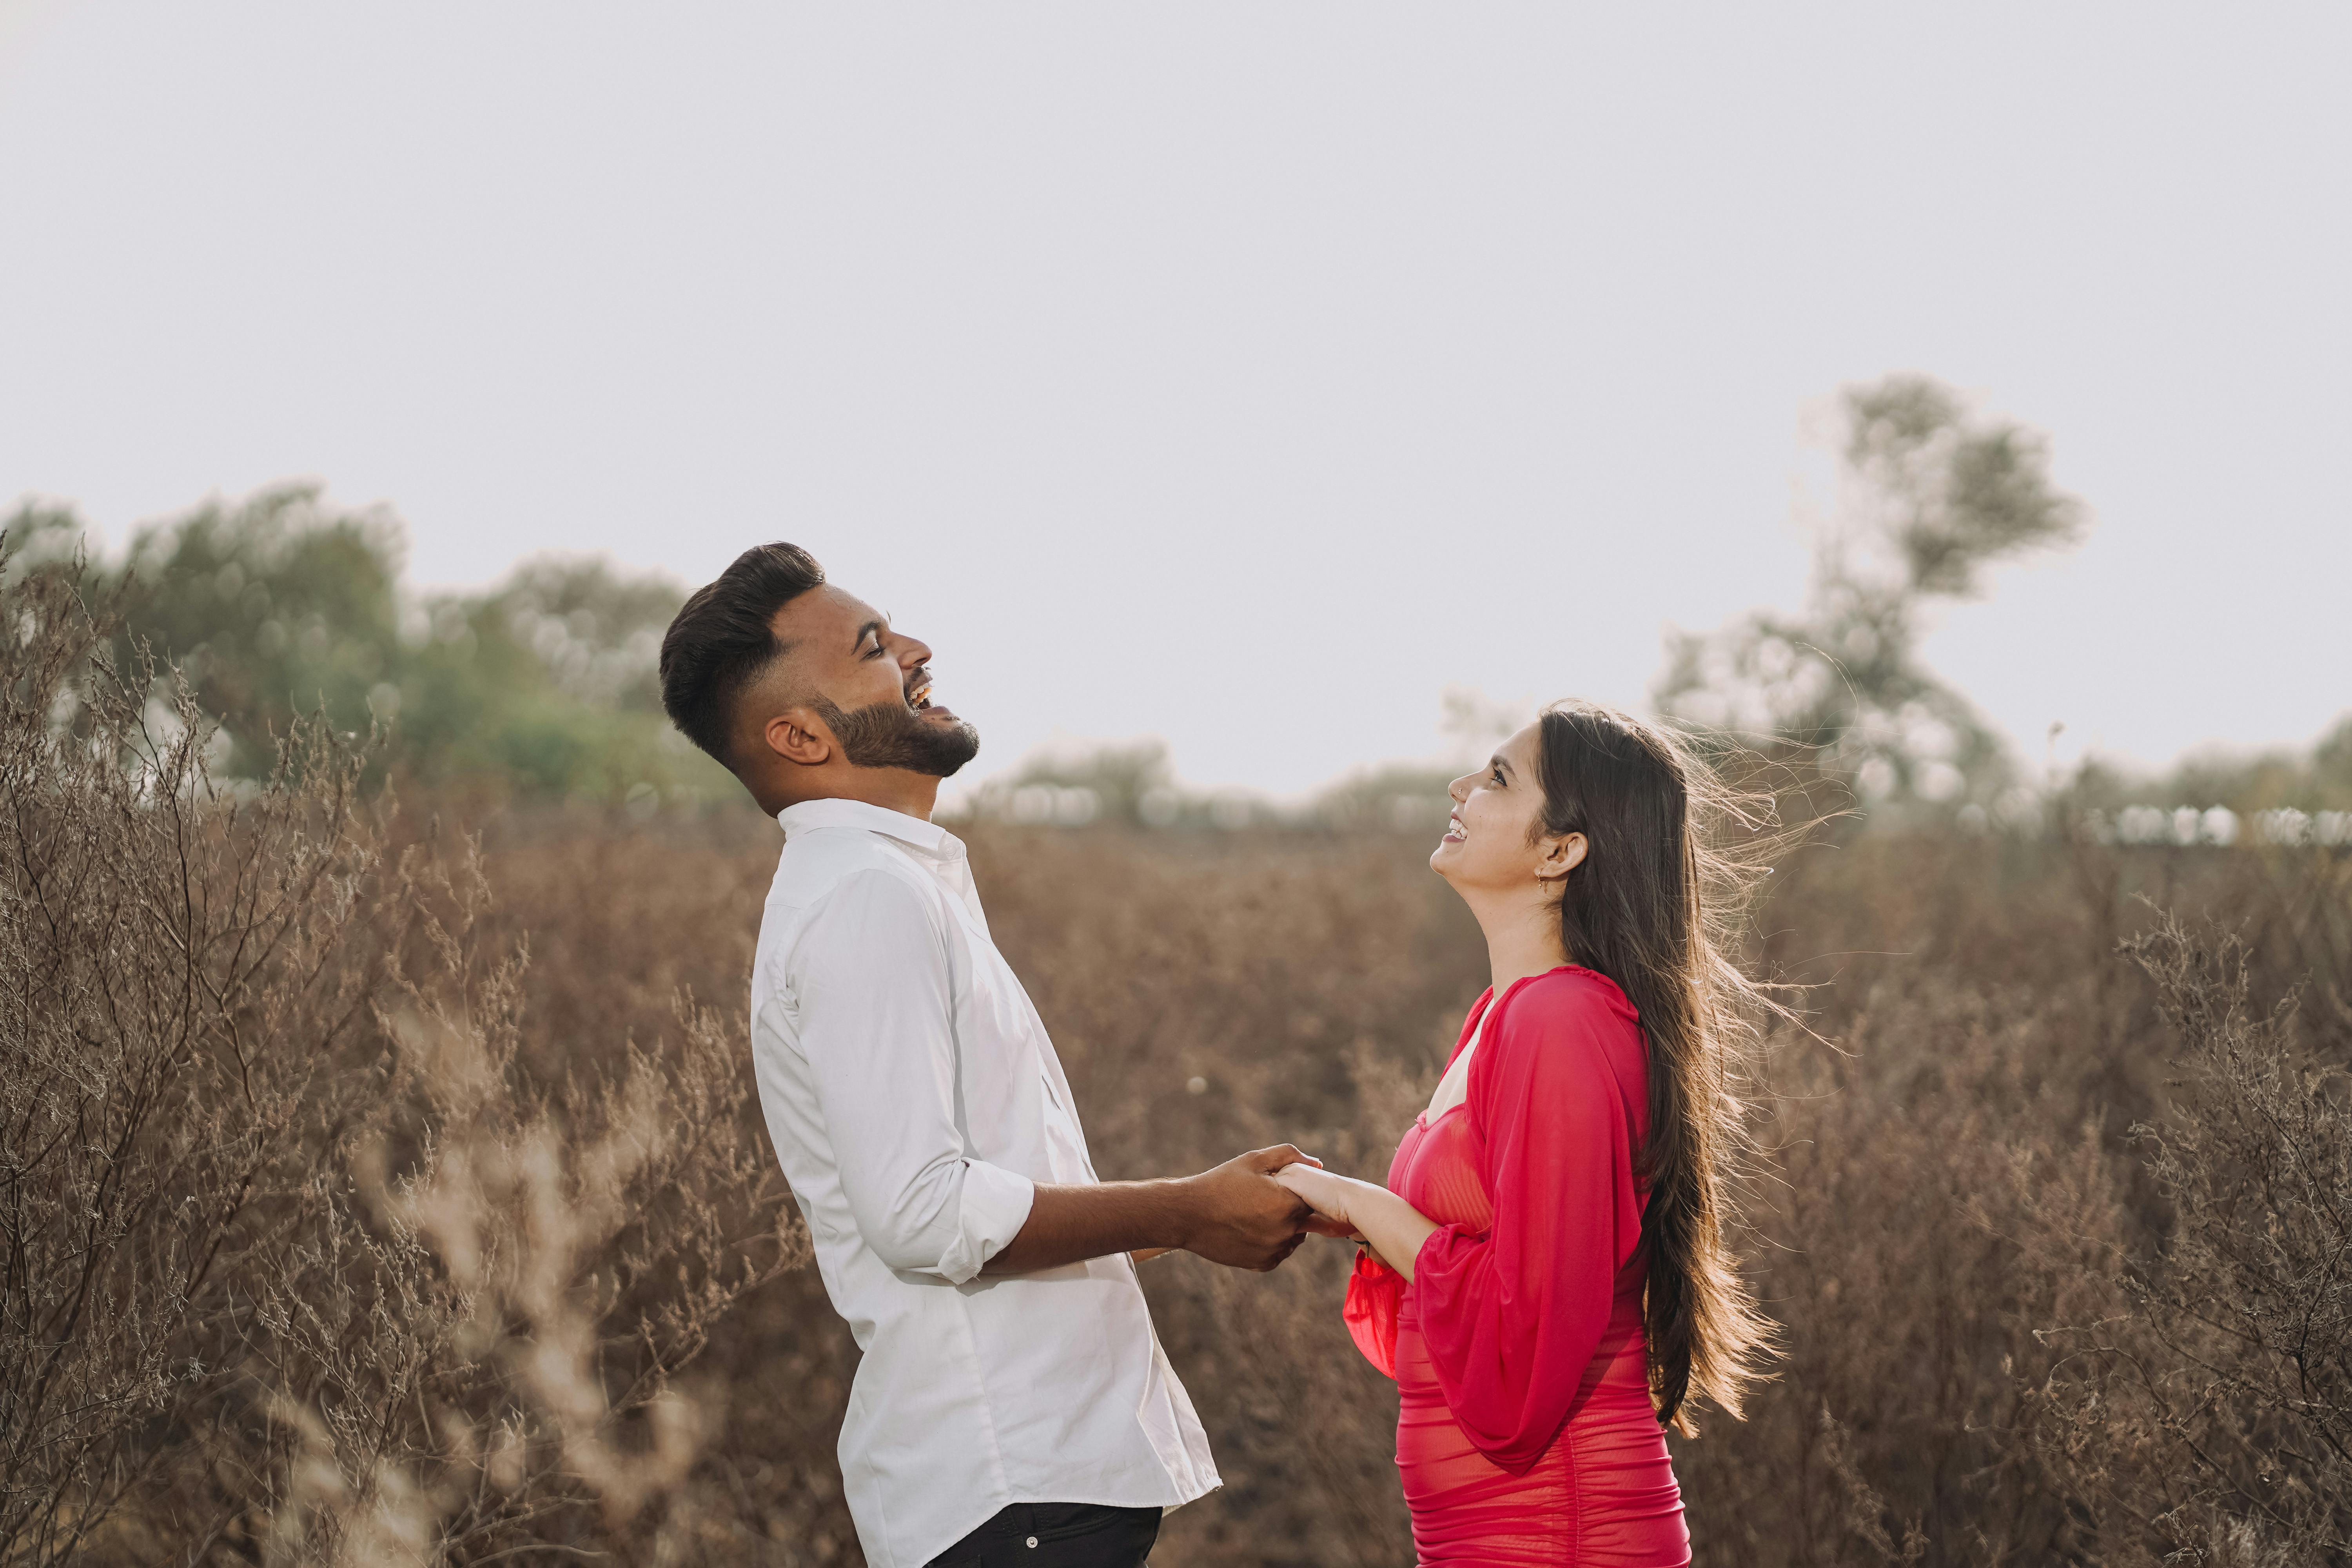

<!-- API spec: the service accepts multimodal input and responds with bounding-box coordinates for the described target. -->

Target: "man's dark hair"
[659,543,827,766]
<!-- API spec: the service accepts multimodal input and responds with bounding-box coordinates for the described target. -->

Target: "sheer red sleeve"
[1403,971,1650,1475]
[1343,1250,1404,1379]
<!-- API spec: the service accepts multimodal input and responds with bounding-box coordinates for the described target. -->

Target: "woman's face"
[1432,722,1552,891]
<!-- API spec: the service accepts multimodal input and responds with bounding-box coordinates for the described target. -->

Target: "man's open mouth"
[906,676,936,711]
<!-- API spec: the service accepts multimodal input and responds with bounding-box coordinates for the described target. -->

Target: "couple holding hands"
[659,544,1771,1568]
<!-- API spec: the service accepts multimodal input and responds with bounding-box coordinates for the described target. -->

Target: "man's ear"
[763,707,833,767]
[1535,831,1588,885]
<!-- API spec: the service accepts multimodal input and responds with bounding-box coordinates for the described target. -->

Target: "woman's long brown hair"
[1530,701,1780,1434]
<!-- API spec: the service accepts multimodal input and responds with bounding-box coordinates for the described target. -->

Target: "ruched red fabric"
[1343,966,1689,1566]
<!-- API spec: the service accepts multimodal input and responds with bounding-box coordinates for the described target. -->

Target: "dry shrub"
[1671,967,2143,1565]
[0,550,797,1565]
[1663,830,2349,1568]
[2,548,390,1562]
[2018,914,2352,1566]
[229,865,804,1564]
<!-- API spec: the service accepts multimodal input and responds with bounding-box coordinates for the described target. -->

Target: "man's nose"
[898,634,933,668]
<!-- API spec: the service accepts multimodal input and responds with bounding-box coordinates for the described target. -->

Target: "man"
[658,543,1317,1568]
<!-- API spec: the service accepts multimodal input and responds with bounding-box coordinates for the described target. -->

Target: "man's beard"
[813,696,980,778]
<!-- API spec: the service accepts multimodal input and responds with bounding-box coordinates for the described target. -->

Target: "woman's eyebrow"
[1491,754,1512,778]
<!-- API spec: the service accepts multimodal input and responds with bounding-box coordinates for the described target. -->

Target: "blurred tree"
[107,485,406,777]
[1,488,730,805]
[397,555,715,800]
[962,739,1180,826]
[1654,376,2087,814]
[2132,715,2352,813]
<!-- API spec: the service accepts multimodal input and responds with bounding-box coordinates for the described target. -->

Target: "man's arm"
[984,1145,1320,1275]
[794,871,1038,1283]
[794,872,1318,1281]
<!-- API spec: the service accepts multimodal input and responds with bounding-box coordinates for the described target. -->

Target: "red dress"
[1344,967,1689,1566]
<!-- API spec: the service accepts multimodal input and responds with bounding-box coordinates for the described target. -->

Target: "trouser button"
[1025,1537,1038,1549]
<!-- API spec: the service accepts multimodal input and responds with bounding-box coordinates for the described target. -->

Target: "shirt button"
[1025,1537,1039,1549]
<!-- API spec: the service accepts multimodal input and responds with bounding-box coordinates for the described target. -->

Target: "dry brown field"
[9,565,2349,1566]
[467,807,2349,1568]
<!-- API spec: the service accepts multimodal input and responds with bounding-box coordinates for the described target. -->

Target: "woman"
[1276,702,1776,1566]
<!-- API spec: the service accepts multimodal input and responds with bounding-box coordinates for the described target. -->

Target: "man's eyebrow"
[851,617,886,652]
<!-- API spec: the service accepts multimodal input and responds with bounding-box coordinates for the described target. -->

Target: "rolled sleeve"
[790,868,1034,1279]
[938,1159,1036,1284]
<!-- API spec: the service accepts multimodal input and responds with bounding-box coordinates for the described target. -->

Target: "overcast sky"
[4,3,2346,797]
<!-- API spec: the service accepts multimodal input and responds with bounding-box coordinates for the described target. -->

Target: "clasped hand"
[1173,1146,1417,1275]
[1272,1160,1436,1281]
[1271,1162,1368,1242]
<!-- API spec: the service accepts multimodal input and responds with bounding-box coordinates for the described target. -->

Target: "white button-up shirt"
[749,799,1219,1568]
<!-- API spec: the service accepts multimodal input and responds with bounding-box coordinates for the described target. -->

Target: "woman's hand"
[1274,1163,1364,1239]
[1275,1162,1440,1283]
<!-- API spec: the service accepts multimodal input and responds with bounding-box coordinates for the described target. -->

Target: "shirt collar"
[776,797,959,857]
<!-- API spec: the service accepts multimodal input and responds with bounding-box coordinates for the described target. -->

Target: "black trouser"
[925,1502,1161,1568]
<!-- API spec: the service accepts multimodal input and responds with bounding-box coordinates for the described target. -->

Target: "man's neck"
[773,769,941,822]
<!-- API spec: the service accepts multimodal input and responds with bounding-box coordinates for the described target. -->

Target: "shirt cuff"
[937,1160,1036,1284]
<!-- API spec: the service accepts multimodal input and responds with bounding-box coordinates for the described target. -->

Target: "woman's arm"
[1406,978,1649,1475]
[1273,1165,1439,1281]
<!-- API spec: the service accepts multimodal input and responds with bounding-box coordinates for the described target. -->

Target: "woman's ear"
[765,708,832,767]
[1535,831,1588,884]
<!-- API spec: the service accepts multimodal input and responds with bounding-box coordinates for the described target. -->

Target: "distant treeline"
[7,373,2347,824]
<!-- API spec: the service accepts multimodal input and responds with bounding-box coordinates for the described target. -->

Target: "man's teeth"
[908,683,933,709]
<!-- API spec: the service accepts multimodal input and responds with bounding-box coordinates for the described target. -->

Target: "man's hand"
[1176,1145,1320,1271]
[980,1145,1326,1276]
